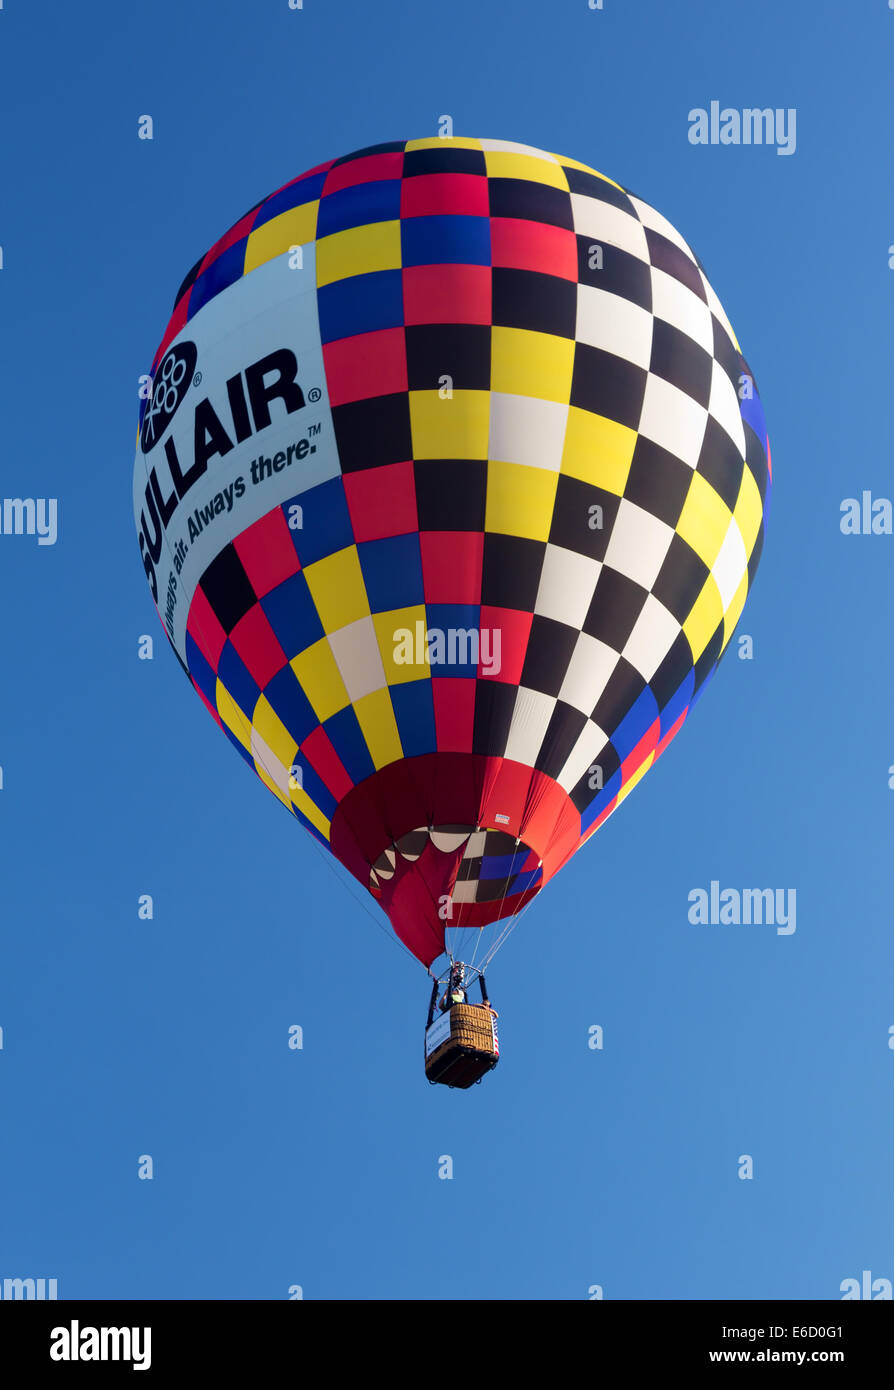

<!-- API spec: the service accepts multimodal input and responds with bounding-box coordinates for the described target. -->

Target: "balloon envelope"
[133,137,770,967]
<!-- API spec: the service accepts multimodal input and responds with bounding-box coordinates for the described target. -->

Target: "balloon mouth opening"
[369,823,540,908]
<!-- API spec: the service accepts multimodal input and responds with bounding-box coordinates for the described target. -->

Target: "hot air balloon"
[133,137,770,1088]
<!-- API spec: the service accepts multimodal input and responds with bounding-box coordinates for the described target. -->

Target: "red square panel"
[490,218,578,281]
[344,460,417,542]
[233,507,301,598]
[478,606,533,684]
[301,725,354,800]
[230,605,288,689]
[187,584,227,670]
[420,531,483,604]
[402,264,491,325]
[400,173,489,219]
[432,677,475,753]
[323,152,404,195]
[323,327,407,407]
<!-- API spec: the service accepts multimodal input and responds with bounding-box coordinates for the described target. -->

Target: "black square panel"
[488,178,574,230]
[712,314,742,392]
[649,629,694,710]
[549,474,620,561]
[535,700,588,778]
[569,735,621,812]
[696,415,745,511]
[562,166,636,216]
[199,544,255,634]
[492,267,577,339]
[652,533,711,625]
[481,533,545,611]
[576,238,652,313]
[333,393,412,472]
[405,323,491,392]
[645,229,707,302]
[520,614,579,696]
[402,146,487,177]
[625,435,694,529]
[472,677,517,756]
[582,566,649,649]
[591,654,646,733]
[570,343,647,431]
[414,459,486,530]
[649,317,713,410]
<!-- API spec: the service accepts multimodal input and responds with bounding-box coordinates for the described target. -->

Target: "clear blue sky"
[1,0,892,1300]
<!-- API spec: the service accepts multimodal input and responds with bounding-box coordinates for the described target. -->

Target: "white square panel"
[712,518,748,610]
[569,194,650,262]
[535,545,602,630]
[504,685,555,765]
[557,718,611,793]
[637,371,709,470]
[478,138,559,159]
[328,617,387,701]
[708,359,747,457]
[488,392,568,473]
[603,497,676,590]
[650,266,714,354]
[622,592,681,682]
[558,631,620,714]
[575,283,654,369]
[250,728,291,797]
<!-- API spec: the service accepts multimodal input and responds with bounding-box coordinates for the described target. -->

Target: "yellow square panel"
[316,220,401,288]
[491,327,575,404]
[244,203,318,274]
[486,459,558,541]
[561,407,636,495]
[484,151,567,190]
[732,466,763,556]
[290,639,350,722]
[252,694,298,768]
[676,471,732,569]
[372,605,431,685]
[303,547,370,632]
[404,137,483,152]
[353,687,402,769]
[409,389,490,459]
[683,576,724,663]
[721,570,749,648]
[216,682,252,752]
[289,782,332,839]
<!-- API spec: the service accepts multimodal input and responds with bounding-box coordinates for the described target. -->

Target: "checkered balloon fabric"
[133,137,770,967]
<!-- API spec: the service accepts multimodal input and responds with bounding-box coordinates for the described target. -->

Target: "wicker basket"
[425,1004,498,1088]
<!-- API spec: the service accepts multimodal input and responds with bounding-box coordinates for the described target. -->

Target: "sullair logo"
[138,346,306,602]
[141,342,198,453]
